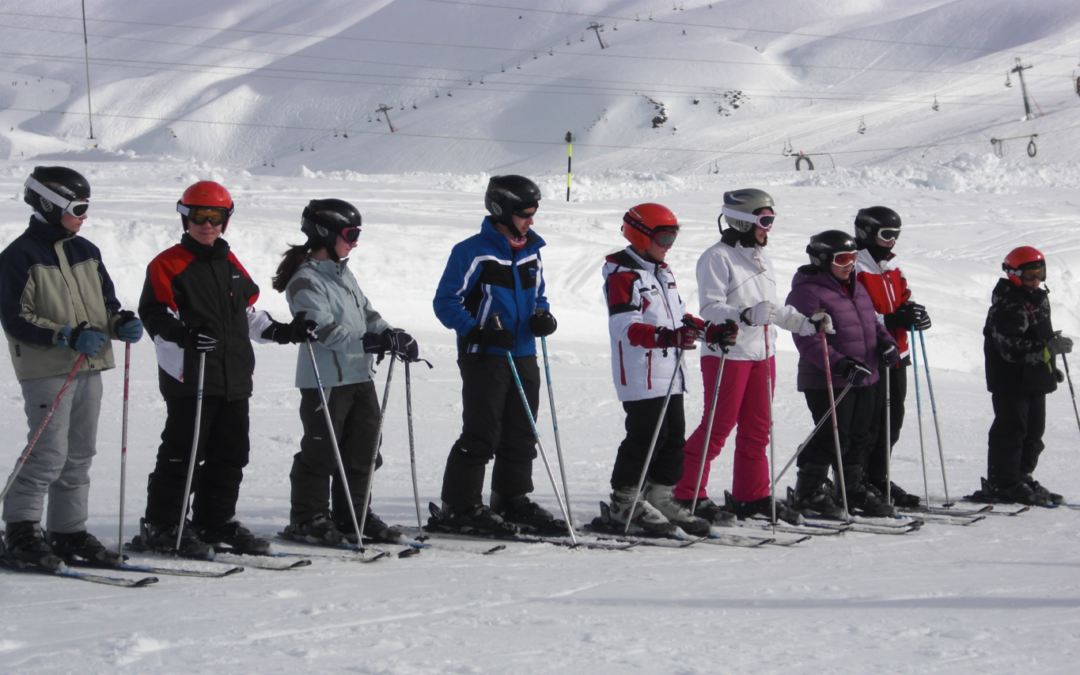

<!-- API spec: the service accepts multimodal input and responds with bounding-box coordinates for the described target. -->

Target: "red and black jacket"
[139,234,260,401]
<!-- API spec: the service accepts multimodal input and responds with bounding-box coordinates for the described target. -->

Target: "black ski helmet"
[485,175,541,237]
[301,198,362,260]
[806,230,858,268]
[854,206,901,247]
[23,166,91,226]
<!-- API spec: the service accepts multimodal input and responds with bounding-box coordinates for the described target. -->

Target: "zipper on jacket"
[619,341,627,386]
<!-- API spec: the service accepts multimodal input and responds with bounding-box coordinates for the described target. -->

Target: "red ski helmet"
[622,203,678,250]
[177,181,235,231]
[1003,246,1045,286]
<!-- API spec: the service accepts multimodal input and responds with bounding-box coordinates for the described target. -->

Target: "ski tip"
[398,548,421,559]
[483,545,507,555]
[134,576,161,587]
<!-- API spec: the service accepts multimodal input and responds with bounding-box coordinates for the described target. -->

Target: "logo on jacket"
[529,268,537,279]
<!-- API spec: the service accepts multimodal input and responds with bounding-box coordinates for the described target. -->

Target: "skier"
[430,175,561,535]
[137,181,314,557]
[1,166,143,570]
[969,246,1070,506]
[272,198,419,545]
[853,206,931,508]
[594,203,738,536]
[673,189,831,526]
[785,230,898,518]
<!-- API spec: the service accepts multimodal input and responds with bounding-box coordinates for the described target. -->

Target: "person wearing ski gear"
[786,230,898,518]
[970,246,1069,506]
[1,166,142,570]
[138,181,312,557]
[430,175,561,535]
[853,206,930,508]
[596,203,737,537]
[673,189,830,526]
[272,198,419,546]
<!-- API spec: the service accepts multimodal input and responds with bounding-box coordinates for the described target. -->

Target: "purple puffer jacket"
[785,265,896,391]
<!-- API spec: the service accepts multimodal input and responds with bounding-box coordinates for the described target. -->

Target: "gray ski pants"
[2,370,102,533]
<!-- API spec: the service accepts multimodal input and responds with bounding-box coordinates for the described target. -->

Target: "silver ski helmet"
[485,175,541,237]
[301,198,362,260]
[24,166,91,226]
[720,188,774,233]
[807,230,857,268]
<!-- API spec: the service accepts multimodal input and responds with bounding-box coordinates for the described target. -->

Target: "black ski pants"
[987,389,1046,486]
[799,386,875,474]
[440,354,540,508]
[291,382,382,526]
[865,363,907,487]
[144,396,250,528]
[610,395,685,490]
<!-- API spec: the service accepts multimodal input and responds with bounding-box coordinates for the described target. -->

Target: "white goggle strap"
[721,206,758,225]
[25,176,87,215]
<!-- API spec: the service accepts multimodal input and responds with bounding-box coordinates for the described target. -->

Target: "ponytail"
[272,243,315,293]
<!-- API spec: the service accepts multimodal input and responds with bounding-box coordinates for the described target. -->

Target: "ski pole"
[117,343,131,554]
[541,336,573,527]
[909,324,931,506]
[357,355,396,545]
[763,325,778,525]
[884,364,891,506]
[918,329,952,506]
[0,354,86,505]
[305,342,367,554]
[690,351,727,514]
[405,360,423,531]
[819,330,851,520]
[175,352,206,551]
[1061,353,1080,440]
[774,382,854,484]
[625,349,687,534]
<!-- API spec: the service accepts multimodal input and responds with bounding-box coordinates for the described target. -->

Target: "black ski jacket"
[983,278,1059,394]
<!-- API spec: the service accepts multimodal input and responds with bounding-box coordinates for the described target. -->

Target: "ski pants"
[291,382,382,525]
[610,395,686,490]
[799,386,876,474]
[3,371,101,533]
[865,363,908,487]
[674,356,774,503]
[440,354,539,508]
[987,389,1045,486]
[144,395,250,528]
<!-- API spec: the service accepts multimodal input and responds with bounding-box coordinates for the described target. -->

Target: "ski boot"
[48,530,123,567]
[643,481,711,535]
[3,521,63,571]
[592,487,678,536]
[195,520,271,555]
[722,490,804,525]
[338,510,404,544]
[427,502,520,536]
[872,480,921,508]
[135,518,214,559]
[1022,474,1063,505]
[791,466,845,519]
[674,496,736,526]
[491,493,568,535]
[282,514,345,545]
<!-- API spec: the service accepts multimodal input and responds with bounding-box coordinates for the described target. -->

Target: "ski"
[959,499,1033,515]
[741,516,851,536]
[801,517,922,535]
[899,504,992,517]
[1065,504,1080,511]
[273,533,416,560]
[409,526,640,552]
[714,527,812,545]
[701,532,773,548]
[587,532,707,549]
[126,539,312,570]
[69,558,244,578]
[0,559,158,587]
[897,512,985,526]
[210,550,313,570]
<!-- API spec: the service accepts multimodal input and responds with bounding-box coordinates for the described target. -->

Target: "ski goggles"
[340,226,361,243]
[831,251,858,267]
[24,176,89,218]
[652,227,679,247]
[177,203,232,226]
[722,206,775,231]
[512,204,539,219]
[876,228,901,242]
[1017,263,1046,281]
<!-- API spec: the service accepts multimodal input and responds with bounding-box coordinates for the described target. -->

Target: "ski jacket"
[433,217,548,358]
[139,233,272,401]
[786,265,895,391]
[855,248,912,362]
[983,278,1059,394]
[0,217,123,381]
[285,256,393,389]
[603,247,690,402]
[697,229,810,361]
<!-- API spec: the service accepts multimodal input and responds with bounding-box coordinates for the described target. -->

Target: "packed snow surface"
[2,1,1080,673]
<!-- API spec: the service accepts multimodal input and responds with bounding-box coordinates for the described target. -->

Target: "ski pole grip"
[490,312,504,331]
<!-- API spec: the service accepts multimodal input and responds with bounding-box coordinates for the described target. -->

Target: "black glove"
[262,312,319,345]
[837,358,872,386]
[704,319,738,350]
[383,328,420,362]
[529,309,558,337]
[465,316,516,353]
[185,326,219,352]
[883,303,917,332]
[879,342,900,368]
[1047,332,1073,356]
[1055,368,1066,384]
[911,303,932,331]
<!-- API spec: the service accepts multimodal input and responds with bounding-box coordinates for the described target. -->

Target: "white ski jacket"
[602,247,690,402]
[696,230,808,361]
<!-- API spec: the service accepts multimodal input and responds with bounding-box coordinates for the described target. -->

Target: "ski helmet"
[177,181,234,232]
[622,203,679,251]
[1002,246,1045,287]
[806,230,858,269]
[23,166,91,226]
[485,175,541,237]
[854,206,901,247]
[301,198,362,261]
[720,188,775,233]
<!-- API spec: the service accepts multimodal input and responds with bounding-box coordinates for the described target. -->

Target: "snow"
[2,1,1080,673]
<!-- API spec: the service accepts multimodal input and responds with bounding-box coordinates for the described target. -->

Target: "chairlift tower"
[1011,58,1035,120]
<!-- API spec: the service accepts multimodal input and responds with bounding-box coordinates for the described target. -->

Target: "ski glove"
[836,358,872,386]
[800,310,835,336]
[262,312,319,344]
[704,319,739,350]
[185,326,219,353]
[739,301,777,327]
[464,319,516,354]
[58,323,108,357]
[911,303,932,331]
[529,309,558,337]
[384,328,420,362]
[1047,332,1073,356]
[116,310,144,343]
[880,342,900,368]
[1056,368,1066,384]
[657,324,700,350]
